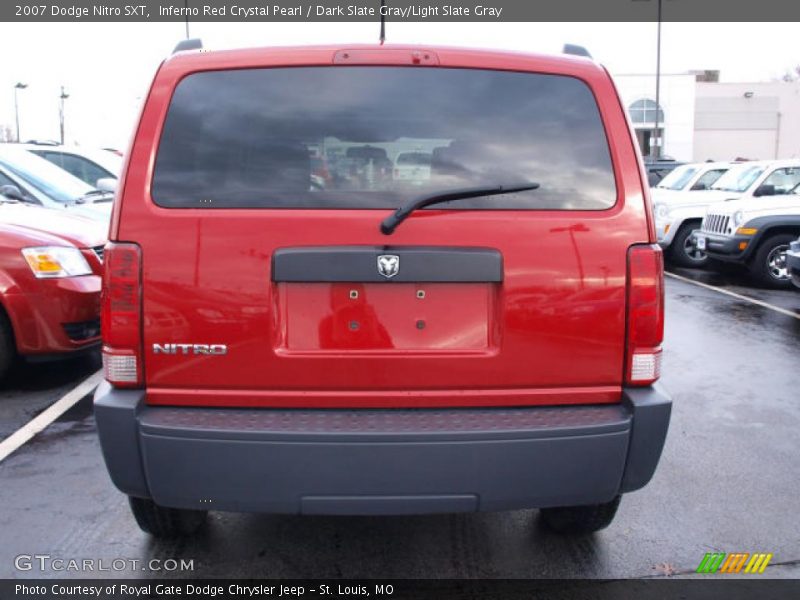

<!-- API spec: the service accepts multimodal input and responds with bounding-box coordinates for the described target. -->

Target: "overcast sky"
[0,21,797,148]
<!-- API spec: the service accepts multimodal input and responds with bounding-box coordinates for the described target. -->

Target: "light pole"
[653,0,663,159]
[14,82,28,143]
[59,86,69,145]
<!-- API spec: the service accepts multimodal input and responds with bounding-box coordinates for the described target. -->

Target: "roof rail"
[173,38,203,54]
[562,44,592,59]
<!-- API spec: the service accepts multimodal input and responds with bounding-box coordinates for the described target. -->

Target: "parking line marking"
[666,272,800,320]
[0,369,104,464]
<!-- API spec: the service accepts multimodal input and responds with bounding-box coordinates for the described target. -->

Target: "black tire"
[128,496,207,538]
[540,495,621,534]
[0,310,15,382]
[747,234,796,289]
[669,222,708,268]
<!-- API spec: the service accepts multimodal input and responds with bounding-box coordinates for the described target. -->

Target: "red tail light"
[626,244,664,386]
[101,242,143,388]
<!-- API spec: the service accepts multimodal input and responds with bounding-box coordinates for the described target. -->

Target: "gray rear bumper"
[94,382,671,514]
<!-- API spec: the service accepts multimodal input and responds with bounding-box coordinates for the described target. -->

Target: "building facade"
[611,74,800,163]
[613,73,697,161]
[694,81,800,161]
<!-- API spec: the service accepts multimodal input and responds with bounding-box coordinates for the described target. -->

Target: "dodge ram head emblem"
[377,255,400,279]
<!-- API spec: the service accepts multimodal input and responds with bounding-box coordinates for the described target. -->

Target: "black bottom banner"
[4,579,800,600]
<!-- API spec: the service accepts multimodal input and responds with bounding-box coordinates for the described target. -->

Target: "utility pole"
[14,82,28,143]
[59,86,69,145]
[653,0,662,158]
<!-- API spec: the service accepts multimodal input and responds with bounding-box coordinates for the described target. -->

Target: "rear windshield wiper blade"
[380,183,540,235]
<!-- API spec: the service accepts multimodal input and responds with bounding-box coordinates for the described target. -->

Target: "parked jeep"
[95,43,671,538]
[695,182,800,288]
[652,161,731,267]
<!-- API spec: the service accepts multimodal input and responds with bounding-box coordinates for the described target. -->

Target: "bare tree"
[780,65,800,82]
[0,123,14,142]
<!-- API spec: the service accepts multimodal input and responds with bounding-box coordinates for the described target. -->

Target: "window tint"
[656,165,698,190]
[762,168,800,194]
[152,67,617,210]
[712,165,765,193]
[59,154,109,186]
[0,171,17,188]
[694,169,726,189]
[38,151,66,168]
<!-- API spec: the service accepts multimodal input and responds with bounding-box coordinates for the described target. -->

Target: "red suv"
[95,44,671,537]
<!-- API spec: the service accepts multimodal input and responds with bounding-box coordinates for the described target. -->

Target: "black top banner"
[4,0,800,22]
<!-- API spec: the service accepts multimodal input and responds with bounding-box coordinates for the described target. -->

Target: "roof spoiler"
[173,38,203,54]
[562,44,592,59]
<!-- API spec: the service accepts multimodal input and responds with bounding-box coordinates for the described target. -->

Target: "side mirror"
[0,184,26,202]
[691,182,708,191]
[95,178,118,193]
[753,184,776,197]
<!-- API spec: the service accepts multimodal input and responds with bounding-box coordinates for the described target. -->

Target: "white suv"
[652,161,731,267]
[694,164,800,288]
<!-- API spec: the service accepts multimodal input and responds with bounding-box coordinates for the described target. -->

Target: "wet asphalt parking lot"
[1,268,798,580]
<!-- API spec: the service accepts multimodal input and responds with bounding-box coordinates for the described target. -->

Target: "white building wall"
[611,73,697,161]
[694,81,800,160]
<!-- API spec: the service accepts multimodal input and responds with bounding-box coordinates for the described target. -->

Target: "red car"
[95,43,671,537]
[0,198,105,378]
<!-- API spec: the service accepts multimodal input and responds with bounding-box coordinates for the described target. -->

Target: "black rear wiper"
[380,183,539,235]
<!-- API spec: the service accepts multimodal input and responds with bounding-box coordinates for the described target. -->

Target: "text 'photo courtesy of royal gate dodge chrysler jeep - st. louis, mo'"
[93,41,670,538]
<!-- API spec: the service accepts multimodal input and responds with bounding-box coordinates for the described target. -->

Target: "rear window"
[152,66,617,210]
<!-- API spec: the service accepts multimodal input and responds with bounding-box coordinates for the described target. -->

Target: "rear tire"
[540,495,621,534]
[669,223,708,268]
[747,234,796,289]
[0,310,15,382]
[128,496,207,538]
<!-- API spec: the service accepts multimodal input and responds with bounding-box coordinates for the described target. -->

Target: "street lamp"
[633,0,666,158]
[653,0,663,159]
[59,86,69,145]
[14,82,28,143]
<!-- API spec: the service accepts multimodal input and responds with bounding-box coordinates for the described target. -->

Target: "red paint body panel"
[281,283,492,351]
[0,210,104,356]
[113,45,652,408]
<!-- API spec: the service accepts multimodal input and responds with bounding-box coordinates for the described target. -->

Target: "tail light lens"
[626,244,664,385]
[101,242,143,387]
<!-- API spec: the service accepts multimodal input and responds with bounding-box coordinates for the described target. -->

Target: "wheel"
[128,496,207,538]
[748,234,796,289]
[669,223,708,268]
[0,310,15,382]
[540,495,621,534]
